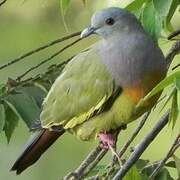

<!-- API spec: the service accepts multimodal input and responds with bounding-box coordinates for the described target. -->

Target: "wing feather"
[40,47,114,129]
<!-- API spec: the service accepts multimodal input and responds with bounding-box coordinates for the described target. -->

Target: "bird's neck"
[97,30,166,89]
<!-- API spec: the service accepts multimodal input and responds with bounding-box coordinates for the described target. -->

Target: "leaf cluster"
[0,63,66,142]
[87,157,180,180]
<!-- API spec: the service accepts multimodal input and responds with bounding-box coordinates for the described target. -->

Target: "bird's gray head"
[81,7,140,39]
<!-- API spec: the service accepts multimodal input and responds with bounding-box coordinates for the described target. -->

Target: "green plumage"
[41,47,114,132]
[40,46,140,140]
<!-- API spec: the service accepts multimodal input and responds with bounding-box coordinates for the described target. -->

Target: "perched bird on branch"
[11,7,167,174]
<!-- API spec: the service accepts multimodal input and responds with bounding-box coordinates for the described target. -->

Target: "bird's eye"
[105,18,115,25]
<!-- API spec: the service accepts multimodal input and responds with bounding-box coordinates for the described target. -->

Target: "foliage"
[0,63,66,141]
[0,0,180,179]
[60,0,180,41]
[89,159,176,179]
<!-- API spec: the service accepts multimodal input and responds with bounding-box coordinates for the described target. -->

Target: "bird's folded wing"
[40,47,115,129]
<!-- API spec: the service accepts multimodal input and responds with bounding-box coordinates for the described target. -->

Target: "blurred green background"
[0,0,179,179]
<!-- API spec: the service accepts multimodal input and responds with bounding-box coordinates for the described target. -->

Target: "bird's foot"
[98,133,116,149]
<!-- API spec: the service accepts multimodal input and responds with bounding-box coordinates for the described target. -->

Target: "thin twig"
[166,40,180,69]
[81,149,108,178]
[117,111,150,159]
[16,38,81,81]
[0,0,7,7]
[0,31,81,71]
[172,63,180,70]
[112,111,169,180]
[150,133,180,179]
[168,29,180,40]
[64,146,103,180]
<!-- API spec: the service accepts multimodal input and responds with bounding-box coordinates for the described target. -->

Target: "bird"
[11,7,167,174]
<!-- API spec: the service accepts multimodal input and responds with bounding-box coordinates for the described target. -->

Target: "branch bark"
[117,111,150,159]
[0,0,7,7]
[0,31,81,71]
[64,146,107,180]
[112,111,169,180]
[166,40,180,69]
[16,38,81,80]
[168,29,180,40]
[150,133,180,179]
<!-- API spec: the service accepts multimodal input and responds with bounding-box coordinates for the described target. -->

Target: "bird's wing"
[40,47,117,129]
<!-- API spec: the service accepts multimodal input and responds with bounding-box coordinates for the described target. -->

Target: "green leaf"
[176,78,180,115]
[177,89,180,112]
[136,159,150,171]
[141,1,162,41]
[159,87,176,112]
[0,84,7,97]
[165,160,176,168]
[124,165,142,180]
[173,155,180,178]
[60,0,71,16]
[16,85,46,107]
[86,165,106,177]
[4,101,19,142]
[126,0,146,11]
[154,168,174,180]
[166,0,180,26]
[141,71,180,103]
[4,91,41,128]
[0,103,5,133]
[169,89,179,129]
[176,77,180,91]
[153,0,174,17]
[126,0,146,19]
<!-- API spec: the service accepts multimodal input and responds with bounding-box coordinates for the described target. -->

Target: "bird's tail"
[11,127,65,174]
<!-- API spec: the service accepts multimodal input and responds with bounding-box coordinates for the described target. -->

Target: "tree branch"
[0,31,81,71]
[112,111,169,180]
[0,0,7,7]
[150,133,180,179]
[166,40,180,69]
[85,112,150,179]
[168,29,180,40]
[81,149,108,178]
[102,112,150,177]
[16,38,81,81]
[117,111,150,159]
[64,146,107,180]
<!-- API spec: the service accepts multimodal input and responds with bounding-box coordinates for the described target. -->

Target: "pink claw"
[98,133,116,149]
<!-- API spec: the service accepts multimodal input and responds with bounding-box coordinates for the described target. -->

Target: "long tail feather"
[11,128,65,174]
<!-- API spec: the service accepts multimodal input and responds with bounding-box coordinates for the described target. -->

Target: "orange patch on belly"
[124,86,146,103]
[124,70,166,104]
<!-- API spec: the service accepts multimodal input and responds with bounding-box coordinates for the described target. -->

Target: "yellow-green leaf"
[160,87,176,112]
[166,0,179,26]
[4,91,41,128]
[0,103,5,133]
[143,71,180,102]
[124,165,142,180]
[169,89,179,129]
[176,77,180,91]
[4,101,19,143]
[153,0,174,17]
[126,0,146,11]
[141,1,162,41]
[173,155,180,178]
[177,90,180,112]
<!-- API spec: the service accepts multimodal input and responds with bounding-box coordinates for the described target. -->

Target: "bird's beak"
[80,27,96,39]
